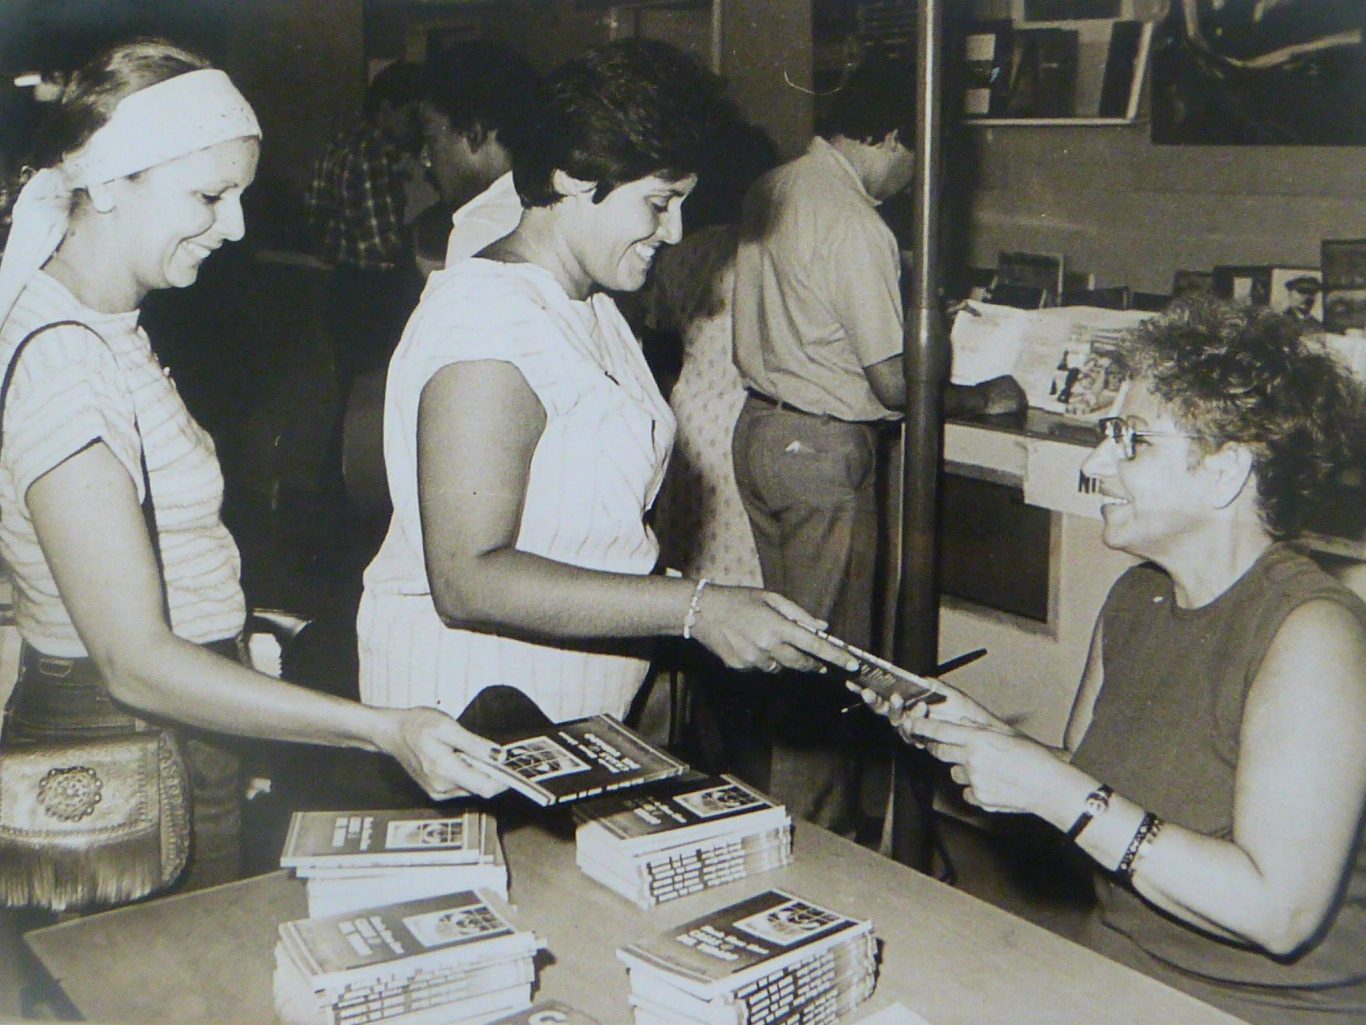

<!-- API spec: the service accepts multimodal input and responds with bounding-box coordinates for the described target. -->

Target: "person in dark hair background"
[728,56,1025,834]
[409,40,540,276]
[304,60,426,389]
[357,39,854,750]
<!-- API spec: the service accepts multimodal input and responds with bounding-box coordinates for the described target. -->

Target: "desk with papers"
[26,811,1244,1025]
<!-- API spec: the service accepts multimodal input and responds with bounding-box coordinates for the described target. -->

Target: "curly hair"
[1114,297,1366,538]
[511,39,722,208]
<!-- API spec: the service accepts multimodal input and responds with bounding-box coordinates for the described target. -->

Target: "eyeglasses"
[1097,417,1196,461]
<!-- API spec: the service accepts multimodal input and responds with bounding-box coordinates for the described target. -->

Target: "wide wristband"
[1116,811,1163,879]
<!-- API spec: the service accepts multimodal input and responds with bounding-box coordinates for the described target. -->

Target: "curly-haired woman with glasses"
[860,299,1366,1024]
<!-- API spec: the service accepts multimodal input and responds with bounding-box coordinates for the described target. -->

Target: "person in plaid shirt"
[305,60,426,393]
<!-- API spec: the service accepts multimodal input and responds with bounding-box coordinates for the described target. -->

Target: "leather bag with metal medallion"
[0,320,192,911]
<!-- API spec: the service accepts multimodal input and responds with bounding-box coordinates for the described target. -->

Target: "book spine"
[643,847,793,902]
[323,955,534,1025]
[728,942,875,1025]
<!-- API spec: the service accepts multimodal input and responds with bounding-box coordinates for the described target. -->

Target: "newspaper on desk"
[950,301,1154,419]
[951,303,1366,419]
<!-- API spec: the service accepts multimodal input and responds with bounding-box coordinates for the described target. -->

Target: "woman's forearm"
[430,546,697,640]
[100,633,395,750]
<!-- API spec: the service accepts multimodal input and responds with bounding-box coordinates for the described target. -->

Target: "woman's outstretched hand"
[688,586,861,674]
[378,707,510,800]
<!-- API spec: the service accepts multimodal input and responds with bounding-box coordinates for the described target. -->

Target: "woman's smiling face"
[562,172,697,297]
[109,135,258,297]
[1082,380,1212,560]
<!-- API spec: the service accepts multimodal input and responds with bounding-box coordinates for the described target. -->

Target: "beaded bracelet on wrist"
[681,578,710,641]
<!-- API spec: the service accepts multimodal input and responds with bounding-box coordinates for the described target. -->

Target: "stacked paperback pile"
[281,808,508,917]
[575,773,793,908]
[274,889,543,1025]
[617,889,877,1025]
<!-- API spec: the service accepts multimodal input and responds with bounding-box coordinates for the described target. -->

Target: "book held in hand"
[617,889,877,1025]
[274,888,542,1025]
[798,625,941,708]
[280,808,509,916]
[575,773,794,908]
[464,714,688,807]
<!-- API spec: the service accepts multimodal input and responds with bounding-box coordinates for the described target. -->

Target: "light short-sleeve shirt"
[0,272,245,655]
[732,136,904,423]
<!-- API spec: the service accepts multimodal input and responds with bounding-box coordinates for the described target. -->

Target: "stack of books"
[274,889,542,1025]
[616,889,878,1025]
[281,808,508,917]
[574,773,793,908]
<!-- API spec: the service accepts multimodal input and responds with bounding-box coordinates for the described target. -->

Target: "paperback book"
[281,808,509,915]
[275,889,542,1025]
[616,889,875,1001]
[578,828,794,908]
[797,627,941,708]
[281,808,494,870]
[463,715,688,807]
[576,773,789,850]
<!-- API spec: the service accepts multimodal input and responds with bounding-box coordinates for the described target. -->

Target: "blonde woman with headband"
[0,39,506,905]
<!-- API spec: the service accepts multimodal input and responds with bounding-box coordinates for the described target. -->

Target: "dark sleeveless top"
[1073,543,1366,1015]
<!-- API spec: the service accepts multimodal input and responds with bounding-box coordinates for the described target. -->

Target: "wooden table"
[26,813,1245,1025]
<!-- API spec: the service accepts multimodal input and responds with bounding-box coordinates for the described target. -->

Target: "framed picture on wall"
[1212,265,1272,305]
[1152,0,1366,145]
[1321,238,1366,335]
[1268,267,1323,324]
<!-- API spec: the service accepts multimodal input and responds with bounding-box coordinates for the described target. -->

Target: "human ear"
[85,182,116,213]
[1205,443,1255,510]
[550,169,596,199]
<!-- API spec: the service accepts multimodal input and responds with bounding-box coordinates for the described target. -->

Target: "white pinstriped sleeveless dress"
[359,259,675,722]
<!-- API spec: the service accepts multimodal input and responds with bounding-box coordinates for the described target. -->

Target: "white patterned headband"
[0,68,261,329]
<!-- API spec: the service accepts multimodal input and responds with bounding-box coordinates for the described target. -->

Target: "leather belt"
[744,387,895,428]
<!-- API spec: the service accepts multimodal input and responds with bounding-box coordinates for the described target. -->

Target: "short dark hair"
[511,39,721,208]
[1115,298,1366,537]
[814,55,916,145]
[419,42,539,141]
[364,60,423,118]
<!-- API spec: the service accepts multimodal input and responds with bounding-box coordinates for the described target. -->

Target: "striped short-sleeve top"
[359,259,675,722]
[0,272,245,656]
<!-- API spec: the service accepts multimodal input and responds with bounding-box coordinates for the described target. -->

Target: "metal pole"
[890,0,949,869]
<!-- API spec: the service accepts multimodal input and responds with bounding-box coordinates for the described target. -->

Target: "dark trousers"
[730,397,884,832]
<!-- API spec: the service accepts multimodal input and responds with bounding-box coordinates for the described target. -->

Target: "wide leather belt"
[744,387,895,428]
[7,636,243,738]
